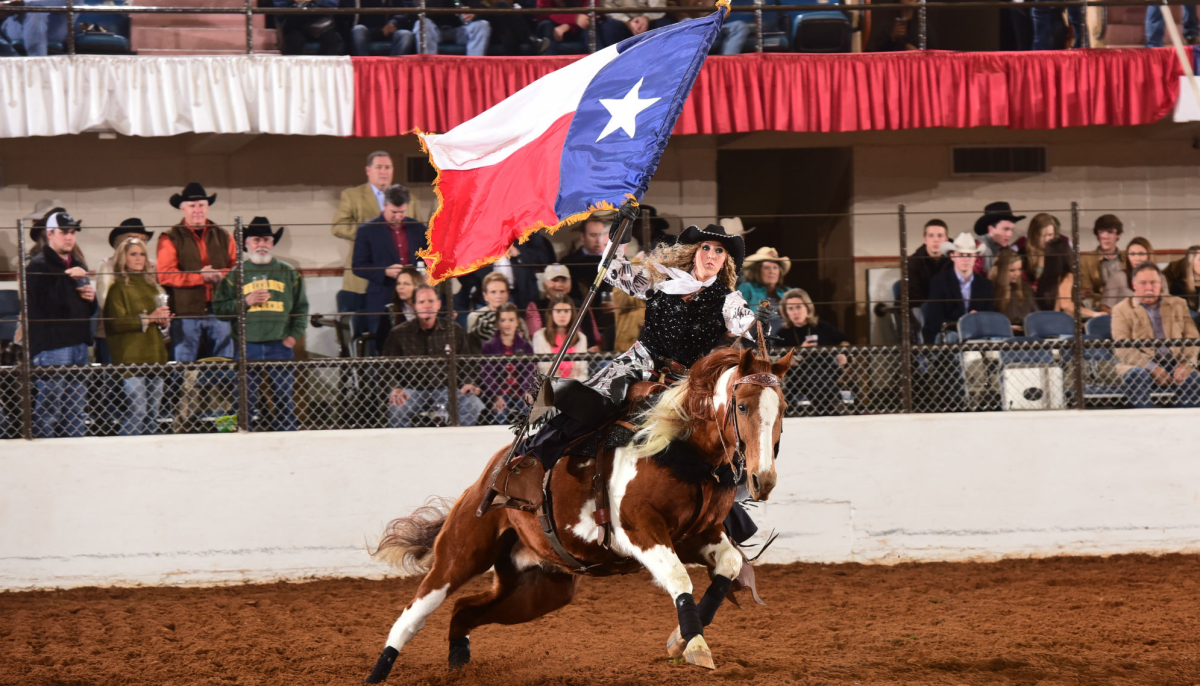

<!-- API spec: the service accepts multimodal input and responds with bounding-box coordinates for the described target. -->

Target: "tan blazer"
[1111,294,1199,375]
[331,184,423,294]
[1079,249,1123,308]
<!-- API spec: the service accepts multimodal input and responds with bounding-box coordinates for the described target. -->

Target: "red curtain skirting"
[352,48,1183,137]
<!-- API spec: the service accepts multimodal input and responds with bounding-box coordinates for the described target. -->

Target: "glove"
[608,199,639,245]
[754,301,774,325]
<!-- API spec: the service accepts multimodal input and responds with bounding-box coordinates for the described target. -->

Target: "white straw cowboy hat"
[718,216,756,236]
[941,232,984,256]
[23,198,65,221]
[743,246,792,276]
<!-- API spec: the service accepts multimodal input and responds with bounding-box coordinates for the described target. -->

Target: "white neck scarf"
[653,263,716,295]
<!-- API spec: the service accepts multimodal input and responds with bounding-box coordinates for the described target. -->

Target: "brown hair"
[990,250,1030,316]
[644,241,738,291]
[743,260,787,297]
[496,301,521,323]
[541,293,578,347]
[1036,236,1073,311]
[1183,245,1200,297]
[113,236,159,288]
[1093,214,1124,238]
[390,267,422,321]
[482,271,511,292]
[1122,237,1155,289]
[780,288,818,328]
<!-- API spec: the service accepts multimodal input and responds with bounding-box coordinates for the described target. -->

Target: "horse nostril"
[751,474,760,494]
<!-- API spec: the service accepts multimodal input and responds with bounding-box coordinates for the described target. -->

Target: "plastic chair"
[74,0,132,54]
[1085,314,1112,339]
[957,311,1013,342]
[787,0,850,53]
[0,291,19,342]
[1023,311,1075,339]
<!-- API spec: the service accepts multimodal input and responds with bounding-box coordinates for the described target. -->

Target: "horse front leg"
[619,519,716,670]
[666,528,743,661]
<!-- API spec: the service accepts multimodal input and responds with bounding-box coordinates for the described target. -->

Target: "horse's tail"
[369,496,453,574]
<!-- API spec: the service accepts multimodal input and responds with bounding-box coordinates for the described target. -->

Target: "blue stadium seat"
[1023,311,1075,339]
[74,0,133,55]
[0,290,18,342]
[786,0,850,53]
[957,311,1013,342]
[1085,314,1111,339]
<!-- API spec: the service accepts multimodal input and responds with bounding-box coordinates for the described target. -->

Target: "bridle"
[719,371,781,486]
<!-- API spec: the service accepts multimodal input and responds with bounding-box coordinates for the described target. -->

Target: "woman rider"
[519,223,772,540]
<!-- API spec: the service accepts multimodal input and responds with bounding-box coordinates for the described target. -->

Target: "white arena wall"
[2,408,1199,590]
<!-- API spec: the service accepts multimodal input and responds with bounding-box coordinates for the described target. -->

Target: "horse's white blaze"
[385,583,449,651]
[755,386,780,474]
[701,532,743,580]
[607,445,641,557]
[711,367,737,415]
[570,498,603,544]
[635,544,693,598]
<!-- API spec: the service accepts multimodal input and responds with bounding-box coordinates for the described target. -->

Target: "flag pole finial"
[715,0,730,14]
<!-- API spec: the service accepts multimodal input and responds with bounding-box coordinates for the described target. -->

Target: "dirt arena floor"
[2,553,1199,686]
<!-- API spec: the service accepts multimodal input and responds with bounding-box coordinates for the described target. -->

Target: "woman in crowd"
[374,267,421,347]
[1099,237,1167,312]
[738,247,790,309]
[103,237,171,436]
[1036,236,1100,319]
[990,250,1037,332]
[1168,245,1200,311]
[1016,213,1059,283]
[774,287,848,416]
[481,302,536,425]
[532,293,589,381]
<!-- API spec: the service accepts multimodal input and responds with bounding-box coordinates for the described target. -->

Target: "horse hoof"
[665,626,685,659]
[365,646,399,683]
[682,634,715,670]
[448,636,471,670]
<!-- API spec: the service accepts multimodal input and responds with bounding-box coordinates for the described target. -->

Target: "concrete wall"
[3,408,1198,590]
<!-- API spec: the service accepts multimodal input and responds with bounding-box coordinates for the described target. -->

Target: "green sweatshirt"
[104,276,169,366]
[214,259,309,343]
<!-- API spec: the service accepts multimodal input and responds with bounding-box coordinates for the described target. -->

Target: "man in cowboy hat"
[923,232,995,344]
[94,218,155,363]
[974,201,1024,275]
[214,217,308,431]
[157,182,237,361]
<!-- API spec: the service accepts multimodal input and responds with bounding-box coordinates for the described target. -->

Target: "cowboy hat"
[718,217,756,236]
[743,246,791,276]
[23,198,65,222]
[170,182,217,209]
[941,232,983,256]
[243,216,284,246]
[108,218,153,248]
[973,201,1026,236]
[677,224,746,272]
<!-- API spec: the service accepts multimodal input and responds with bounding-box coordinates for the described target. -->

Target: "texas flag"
[417,5,728,283]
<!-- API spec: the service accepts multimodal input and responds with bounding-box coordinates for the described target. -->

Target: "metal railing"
[4,0,1196,56]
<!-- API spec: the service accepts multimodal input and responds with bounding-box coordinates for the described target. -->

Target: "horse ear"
[738,347,756,375]
[772,348,795,378]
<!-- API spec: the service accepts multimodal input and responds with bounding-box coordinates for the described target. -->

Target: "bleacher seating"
[1023,311,1075,339]
[75,0,133,54]
[786,0,850,52]
[0,291,19,343]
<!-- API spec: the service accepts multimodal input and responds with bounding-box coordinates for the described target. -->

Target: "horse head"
[716,347,794,502]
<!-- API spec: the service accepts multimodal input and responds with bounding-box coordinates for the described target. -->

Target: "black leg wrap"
[365,646,399,684]
[675,592,704,642]
[448,636,471,670]
[697,574,734,626]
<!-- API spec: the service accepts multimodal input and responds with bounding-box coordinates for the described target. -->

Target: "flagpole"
[475,199,638,517]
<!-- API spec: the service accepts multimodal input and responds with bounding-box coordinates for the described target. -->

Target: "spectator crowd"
[4,152,1200,438]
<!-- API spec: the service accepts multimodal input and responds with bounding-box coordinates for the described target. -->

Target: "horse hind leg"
[445,538,579,670]
[365,502,507,684]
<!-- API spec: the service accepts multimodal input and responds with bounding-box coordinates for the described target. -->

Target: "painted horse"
[364,346,794,683]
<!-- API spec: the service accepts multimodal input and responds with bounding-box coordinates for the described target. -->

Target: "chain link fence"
[3,337,1197,439]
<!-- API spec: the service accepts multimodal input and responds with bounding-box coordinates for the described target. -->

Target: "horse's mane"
[628,348,744,460]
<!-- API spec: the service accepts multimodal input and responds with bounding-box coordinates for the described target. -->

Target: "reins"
[716,318,780,486]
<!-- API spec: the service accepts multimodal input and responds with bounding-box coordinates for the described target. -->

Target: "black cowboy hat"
[677,223,746,272]
[108,217,153,248]
[170,182,217,209]
[243,216,284,246]
[29,206,67,244]
[974,201,1026,236]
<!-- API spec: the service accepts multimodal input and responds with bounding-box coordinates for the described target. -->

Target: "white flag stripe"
[424,45,621,172]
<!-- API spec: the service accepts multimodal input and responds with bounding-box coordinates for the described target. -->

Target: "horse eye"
[738,403,747,413]
[773,441,780,457]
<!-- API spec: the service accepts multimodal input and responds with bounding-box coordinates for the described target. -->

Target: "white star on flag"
[596,77,661,142]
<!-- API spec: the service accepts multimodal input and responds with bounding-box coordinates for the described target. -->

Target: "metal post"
[755,0,764,53]
[446,336,460,427]
[417,0,426,53]
[897,205,913,413]
[1080,0,1090,46]
[16,220,34,440]
[918,0,927,50]
[66,0,76,55]
[588,0,597,53]
[234,217,250,432]
[245,0,254,54]
[1070,202,1085,409]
